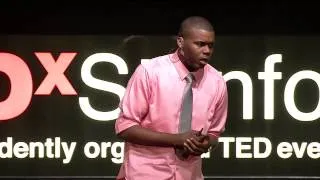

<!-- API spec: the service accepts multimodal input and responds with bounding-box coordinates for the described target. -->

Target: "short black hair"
[178,16,214,37]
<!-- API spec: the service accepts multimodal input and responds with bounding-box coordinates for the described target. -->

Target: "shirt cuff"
[115,116,140,134]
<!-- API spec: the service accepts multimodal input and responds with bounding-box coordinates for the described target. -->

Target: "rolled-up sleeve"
[207,80,228,138]
[115,64,151,134]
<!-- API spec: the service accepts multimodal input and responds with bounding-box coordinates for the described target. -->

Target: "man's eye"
[195,42,205,47]
[195,42,214,48]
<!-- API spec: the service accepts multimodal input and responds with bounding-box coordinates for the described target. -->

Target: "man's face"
[178,28,215,71]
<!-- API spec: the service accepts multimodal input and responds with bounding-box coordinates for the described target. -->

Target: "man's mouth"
[199,58,209,65]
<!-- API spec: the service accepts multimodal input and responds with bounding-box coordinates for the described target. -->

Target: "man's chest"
[144,74,218,133]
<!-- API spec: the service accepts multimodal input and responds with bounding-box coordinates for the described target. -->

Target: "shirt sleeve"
[114,64,151,135]
[207,80,228,138]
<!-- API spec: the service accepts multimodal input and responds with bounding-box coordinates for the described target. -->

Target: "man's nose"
[203,45,211,54]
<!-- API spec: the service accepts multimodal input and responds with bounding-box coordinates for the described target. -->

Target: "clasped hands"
[176,129,211,158]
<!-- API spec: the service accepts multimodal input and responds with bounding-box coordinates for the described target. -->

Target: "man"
[114,16,228,180]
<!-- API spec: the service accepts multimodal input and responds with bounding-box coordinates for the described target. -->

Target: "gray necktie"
[175,73,194,160]
[179,73,194,133]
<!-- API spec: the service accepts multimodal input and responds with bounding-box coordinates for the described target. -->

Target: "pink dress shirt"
[115,51,228,180]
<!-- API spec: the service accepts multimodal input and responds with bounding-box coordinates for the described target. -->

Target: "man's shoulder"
[140,53,172,70]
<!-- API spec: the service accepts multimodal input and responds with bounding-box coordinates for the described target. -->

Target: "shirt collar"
[169,49,205,87]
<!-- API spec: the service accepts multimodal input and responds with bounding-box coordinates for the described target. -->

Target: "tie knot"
[185,73,194,83]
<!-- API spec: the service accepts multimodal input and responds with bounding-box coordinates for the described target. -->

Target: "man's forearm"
[208,135,219,151]
[117,125,183,148]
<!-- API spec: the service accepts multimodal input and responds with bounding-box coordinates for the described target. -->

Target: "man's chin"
[191,64,205,71]
[198,62,207,68]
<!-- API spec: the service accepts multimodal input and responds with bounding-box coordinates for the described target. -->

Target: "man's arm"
[208,135,219,150]
[115,64,199,148]
[118,125,198,148]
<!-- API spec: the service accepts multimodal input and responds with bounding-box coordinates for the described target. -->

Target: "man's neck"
[177,50,197,72]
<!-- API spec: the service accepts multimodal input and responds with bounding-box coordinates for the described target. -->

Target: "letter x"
[34,52,77,95]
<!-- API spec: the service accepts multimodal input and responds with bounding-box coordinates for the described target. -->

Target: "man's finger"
[184,142,196,154]
[184,142,202,156]
[186,139,203,153]
[190,138,207,153]
[197,134,209,142]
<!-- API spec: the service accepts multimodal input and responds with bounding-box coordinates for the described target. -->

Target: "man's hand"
[174,130,204,160]
[174,130,201,148]
[184,134,211,156]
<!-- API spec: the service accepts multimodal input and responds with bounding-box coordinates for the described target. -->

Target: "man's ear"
[177,36,184,48]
